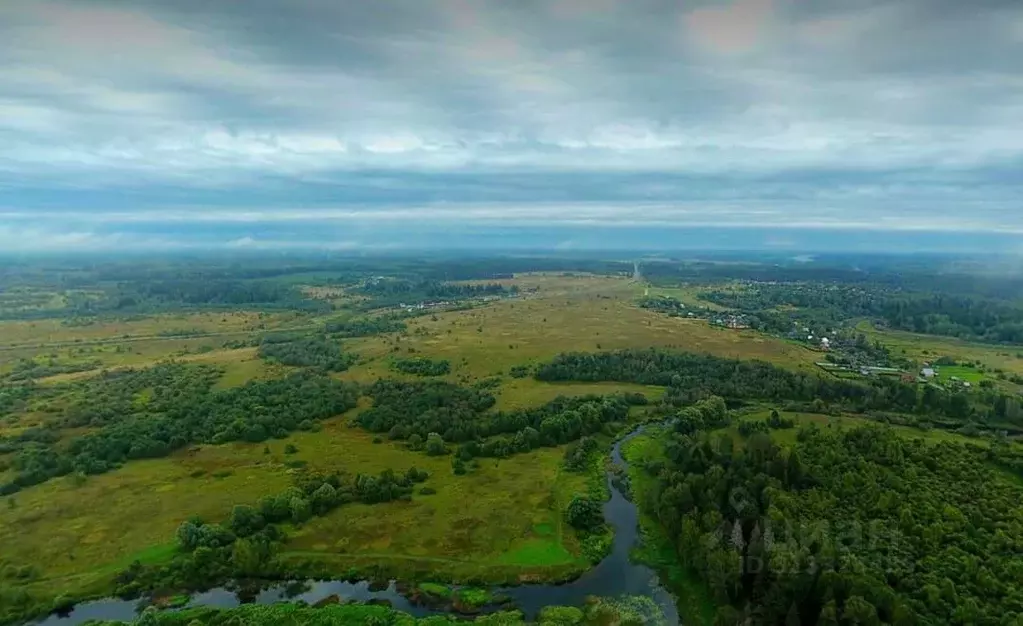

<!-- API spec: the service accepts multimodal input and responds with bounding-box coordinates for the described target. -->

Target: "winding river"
[34,424,678,625]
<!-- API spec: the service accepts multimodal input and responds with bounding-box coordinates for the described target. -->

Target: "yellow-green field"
[336,275,816,386]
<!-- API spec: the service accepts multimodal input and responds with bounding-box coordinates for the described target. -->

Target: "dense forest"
[535,349,1023,427]
[700,283,1023,345]
[634,415,1023,625]
[1,367,359,495]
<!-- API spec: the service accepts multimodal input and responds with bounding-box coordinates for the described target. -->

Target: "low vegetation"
[85,595,668,625]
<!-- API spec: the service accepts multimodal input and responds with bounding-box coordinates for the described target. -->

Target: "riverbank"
[82,594,670,625]
[621,425,717,626]
[20,422,681,626]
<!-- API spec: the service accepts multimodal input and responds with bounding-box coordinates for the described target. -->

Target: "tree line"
[356,380,644,460]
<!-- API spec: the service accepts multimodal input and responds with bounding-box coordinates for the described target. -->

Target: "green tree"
[713,605,741,626]
[843,596,880,625]
[425,432,447,456]
[227,504,264,537]
[289,497,311,524]
[818,600,839,626]
[311,482,337,514]
[452,456,467,475]
[538,605,584,625]
[176,519,202,551]
[566,496,603,532]
[134,606,160,626]
[230,537,263,576]
[785,602,800,626]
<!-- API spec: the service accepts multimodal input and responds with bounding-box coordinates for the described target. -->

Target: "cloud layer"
[2,0,1022,250]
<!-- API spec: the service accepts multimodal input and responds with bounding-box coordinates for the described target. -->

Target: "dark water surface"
[34,425,679,625]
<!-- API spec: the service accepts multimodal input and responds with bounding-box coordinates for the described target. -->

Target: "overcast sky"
[2,0,1022,252]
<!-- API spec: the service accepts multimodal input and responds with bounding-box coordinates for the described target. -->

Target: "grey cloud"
[1,0,1021,238]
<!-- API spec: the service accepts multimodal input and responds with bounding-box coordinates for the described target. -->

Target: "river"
[34,424,678,625]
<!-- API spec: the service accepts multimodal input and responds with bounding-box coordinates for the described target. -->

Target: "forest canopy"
[636,420,1023,625]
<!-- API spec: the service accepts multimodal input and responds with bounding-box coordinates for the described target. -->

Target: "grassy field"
[932,365,989,384]
[858,321,1023,376]
[638,284,728,312]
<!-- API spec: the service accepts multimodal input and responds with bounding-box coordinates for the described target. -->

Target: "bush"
[425,433,447,456]
[539,606,585,625]
[509,365,531,379]
[452,456,467,475]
